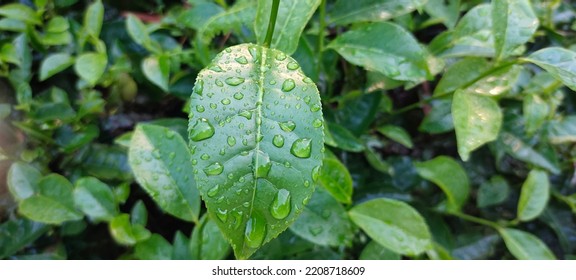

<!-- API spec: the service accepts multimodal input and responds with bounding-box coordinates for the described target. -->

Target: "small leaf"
[190,215,230,260]
[255,0,321,55]
[325,122,365,152]
[126,15,152,48]
[0,4,41,25]
[498,228,556,260]
[328,22,429,82]
[73,177,118,222]
[349,198,432,256]
[499,132,560,174]
[438,4,494,57]
[330,0,427,25]
[452,89,502,161]
[359,241,401,260]
[189,43,324,259]
[290,188,354,247]
[377,125,413,148]
[546,116,576,144]
[7,162,42,201]
[524,94,550,136]
[19,174,83,224]
[414,156,470,211]
[318,158,353,204]
[172,231,192,260]
[419,98,454,134]
[109,214,151,246]
[525,47,576,91]
[492,0,538,60]
[142,55,170,91]
[0,218,49,259]
[129,124,200,223]
[452,234,500,260]
[477,176,510,208]
[39,53,74,81]
[84,0,104,38]
[434,58,492,96]
[424,0,460,29]
[135,234,173,260]
[130,200,148,226]
[74,52,107,86]
[517,170,549,222]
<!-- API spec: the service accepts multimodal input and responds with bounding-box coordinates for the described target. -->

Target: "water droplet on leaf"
[225,77,245,86]
[287,61,300,70]
[279,121,296,132]
[208,185,220,197]
[204,162,224,176]
[281,79,296,92]
[290,138,312,158]
[270,189,291,219]
[235,56,248,64]
[244,215,266,249]
[190,118,215,141]
[273,135,285,148]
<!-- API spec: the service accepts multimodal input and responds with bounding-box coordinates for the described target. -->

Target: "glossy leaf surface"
[189,43,324,259]
[190,215,231,260]
[329,0,427,25]
[517,170,549,222]
[525,47,576,91]
[7,162,41,201]
[73,177,118,222]
[499,228,555,260]
[492,0,538,60]
[318,158,353,204]
[128,124,200,223]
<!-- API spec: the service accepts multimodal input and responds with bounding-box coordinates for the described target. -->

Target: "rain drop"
[165,130,175,139]
[270,189,291,219]
[303,77,313,84]
[232,210,243,229]
[225,77,245,86]
[309,226,323,236]
[233,92,244,100]
[255,151,272,178]
[190,118,215,141]
[239,109,253,120]
[210,65,224,72]
[273,135,285,148]
[221,98,231,105]
[200,153,210,160]
[235,56,248,64]
[208,185,220,197]
[279,121,296,132]
[281,79,296,92]
[194,80,204,95]
[312,165,321,182]
[216,208,228,222]
[290,138,312,158]
[215,79,224,87]
[210,103,217,109]
[227,136,236,146]
[312,118,323,128]
[287,61,300,70]
[311,104,321,112]
[204,162,224,176]
[275,52,287,61]
[244,215,266,249]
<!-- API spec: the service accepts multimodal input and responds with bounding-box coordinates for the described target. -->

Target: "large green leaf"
[546,116,576,144]
[73,177,118,222]
[7,162,41,201]
[39,53,74,81]
[437,4,494,57]
[255,0,321,55]
[349,198,432,256]
[18,174,83,224]
[74,52,107,86]
[128,124,200,223]
[327,22,429,82]
[414,156,470,211]
[498,228,556,260]
[0,218,49,259]
[524,47,576,91]
[433,58,491,96]
[492,0,538,60]
[452,89,502,161]
[188,43,324,259]
[84,0,104,38]
[329,0,427,26]
[318,158,352,204]
[517,170,549,222]
[190,215,230,260]
[289,188,354,247]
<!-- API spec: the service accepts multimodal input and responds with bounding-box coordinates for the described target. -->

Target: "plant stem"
[448,211,501,229]
[264,0,281,48]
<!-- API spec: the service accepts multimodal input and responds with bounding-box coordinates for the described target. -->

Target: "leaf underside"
[189,43,324,259]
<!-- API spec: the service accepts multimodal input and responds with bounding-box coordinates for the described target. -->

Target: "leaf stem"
[447,211,501,229]
[263,0,281,48]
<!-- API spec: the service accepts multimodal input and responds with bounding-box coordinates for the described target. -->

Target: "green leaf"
[325,121,365,152]
[18,174,83,224]
[328,22,429,82]
[84,0,104,38]
[524,47,576,91]
[414,156,470,211]
[438,5,494,57]
[74,144,132,181]
[0,4,41,25]
[74,52,107,86]
[546,116,576,144]
[109,214,151,246]
[135,234,173,260]
[46,16,69,33]
[452,89,502,161]
[255,0,321,55]
[419,98,454,134]
[524,94,550,136]
[172,231,192,260]
[0,44,20,65]
[7,162,41,201]
[517,170,549,222]
[129,124,200,223]
[190,215,230,260]
[492,0,538,60]
[377,125,413,148]
[126,15,152,48]
[318,158,352,204]
[424,0,460,29]
[330,0,427,25]
[178,2,224,30]
[142,55,170,91]
[477,176,510,208]
[0,218,49,259]
[0,18,26,32]
[39,53,74,81]
[189,43,324,259]
[499,132,560,174]
[359,241,401,260]
[452,234,500,260]
[73,177,118,222]
[498,228,556,260]
[349,198,432,256]
[130,200,148,226]
[290,188,354,247]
